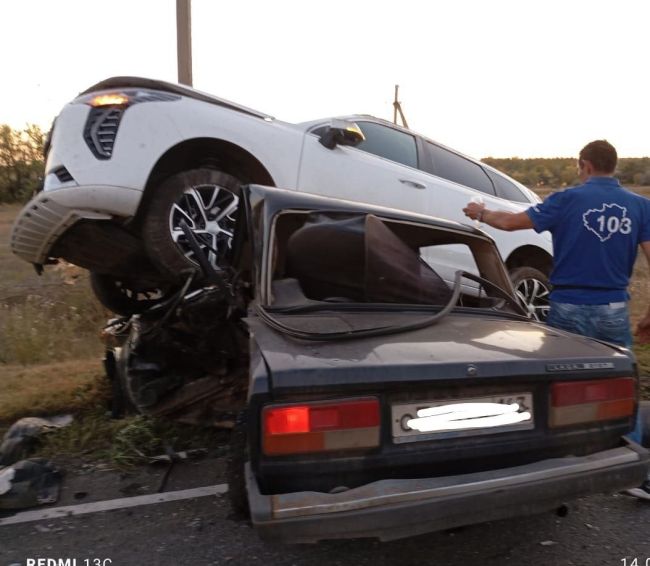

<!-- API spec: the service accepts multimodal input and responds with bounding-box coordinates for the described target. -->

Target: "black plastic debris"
[149,448,208,465]
[0,458,61,509]
[0,415,73,466]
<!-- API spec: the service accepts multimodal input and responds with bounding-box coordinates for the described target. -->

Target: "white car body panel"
[298,127,551,285]
[45,103,180,193]
[167,98,306,190]
[13,76,553,282]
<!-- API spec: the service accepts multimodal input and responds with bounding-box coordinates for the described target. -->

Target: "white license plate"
[391,392,534,444]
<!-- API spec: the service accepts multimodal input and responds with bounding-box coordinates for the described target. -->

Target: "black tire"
[142,168,242,283]
[509,266,551,322]
[90,272,173,316]
[226,410,250,519]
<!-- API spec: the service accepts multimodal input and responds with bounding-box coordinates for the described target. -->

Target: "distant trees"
[0,124,45,203]
[483,156,650,189]
[616,157,650,186]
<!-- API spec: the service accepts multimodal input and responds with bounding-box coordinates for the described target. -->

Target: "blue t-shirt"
[526,177,650,304]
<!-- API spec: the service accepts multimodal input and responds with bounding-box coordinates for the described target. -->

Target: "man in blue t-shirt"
[463,140,650,499]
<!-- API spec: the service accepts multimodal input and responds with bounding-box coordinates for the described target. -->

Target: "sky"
[1,0,649,159]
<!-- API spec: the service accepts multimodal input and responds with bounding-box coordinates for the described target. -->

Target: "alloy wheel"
[514,277,550,321]
[168,183,239,269]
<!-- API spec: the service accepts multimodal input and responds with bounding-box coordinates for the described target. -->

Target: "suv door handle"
[399,179,426,189]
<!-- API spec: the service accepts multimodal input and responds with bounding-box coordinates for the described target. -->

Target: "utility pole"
[393,85,409,129]
[176,0,193,86]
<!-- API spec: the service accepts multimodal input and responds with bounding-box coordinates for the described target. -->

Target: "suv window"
[426,142,495,195]
[485,169,529,203]
[355,122,418,169]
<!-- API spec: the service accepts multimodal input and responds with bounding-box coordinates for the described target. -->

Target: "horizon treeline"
[482,156,650,189]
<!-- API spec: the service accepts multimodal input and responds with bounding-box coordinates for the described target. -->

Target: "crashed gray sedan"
[103,185,647,543]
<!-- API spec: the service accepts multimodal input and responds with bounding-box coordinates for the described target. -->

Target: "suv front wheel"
[142,168,241,283]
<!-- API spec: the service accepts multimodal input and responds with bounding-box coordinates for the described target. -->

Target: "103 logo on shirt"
[582,203,632,242]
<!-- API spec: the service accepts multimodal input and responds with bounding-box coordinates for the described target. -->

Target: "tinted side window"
[355,122,418,168]
[427,142,495,195]
[485,169,529,203]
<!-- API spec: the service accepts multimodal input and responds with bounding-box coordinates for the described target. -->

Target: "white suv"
[11,76,552,316]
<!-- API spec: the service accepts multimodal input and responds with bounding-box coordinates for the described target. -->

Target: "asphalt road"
[1,456,649,566]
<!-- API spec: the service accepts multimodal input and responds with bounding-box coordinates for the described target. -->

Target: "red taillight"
[551,378,635,406]
[263,398,380,456]
[549,377,636,427]
[266,406,310,434]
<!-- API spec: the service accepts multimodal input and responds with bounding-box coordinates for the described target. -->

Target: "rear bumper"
[247,441,649,543]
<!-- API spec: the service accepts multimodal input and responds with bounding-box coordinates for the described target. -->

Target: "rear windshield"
[268,212,516,312]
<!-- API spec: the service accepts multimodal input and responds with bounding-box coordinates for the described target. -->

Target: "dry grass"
[0,288,106,364]
[636,347,650,380]
[630,254,650,331]
[0,204,107,365]
[0,204,228,463]
[0,359,107,424]
[0,204,61,296]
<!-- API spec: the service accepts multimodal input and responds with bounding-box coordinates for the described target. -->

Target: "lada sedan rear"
[226,186,648,543]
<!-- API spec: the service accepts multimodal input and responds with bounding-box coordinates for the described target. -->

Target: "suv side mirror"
[318,120,365,149]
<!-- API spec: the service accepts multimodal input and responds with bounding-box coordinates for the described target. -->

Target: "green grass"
[0,358,226,467]
[36,412,228,468]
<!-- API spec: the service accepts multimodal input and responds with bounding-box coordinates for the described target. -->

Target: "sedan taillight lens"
[549,377,635,427]
[263,398,380,456]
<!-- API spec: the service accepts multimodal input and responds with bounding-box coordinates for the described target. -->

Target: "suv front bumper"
[247,441,648,543]
[10,185,141,265]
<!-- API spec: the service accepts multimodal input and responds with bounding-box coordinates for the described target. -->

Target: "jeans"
[547,301,642,444]
[546,301,633,348]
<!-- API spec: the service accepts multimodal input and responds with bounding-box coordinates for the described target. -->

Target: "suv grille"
[83,107,125,159]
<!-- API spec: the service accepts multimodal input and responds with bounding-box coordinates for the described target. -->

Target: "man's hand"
[463,201,486,221]
[462,203,534,232]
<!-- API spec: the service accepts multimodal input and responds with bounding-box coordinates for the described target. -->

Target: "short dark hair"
[579,140,617,174]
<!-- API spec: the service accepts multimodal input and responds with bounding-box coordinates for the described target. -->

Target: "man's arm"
[463,202,534,231]
[634,240,650,344]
